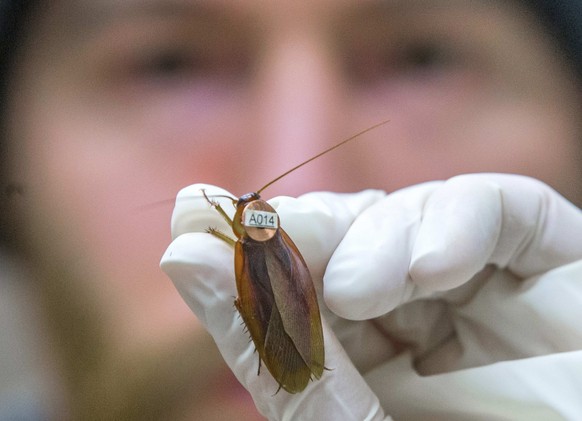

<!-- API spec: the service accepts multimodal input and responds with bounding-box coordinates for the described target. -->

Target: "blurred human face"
[5,0,582,415]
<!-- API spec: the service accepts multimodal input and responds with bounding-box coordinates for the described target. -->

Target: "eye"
[81,16,255,100]
[344,38,461,86]
[396,41,456,73]
[127,44,252,87]
[132,48,206,80]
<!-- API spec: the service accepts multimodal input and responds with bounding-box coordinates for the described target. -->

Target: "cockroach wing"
[234,230,324,393]
[265,229,324,378]
[234,239,273,357]
[234,237,312,393]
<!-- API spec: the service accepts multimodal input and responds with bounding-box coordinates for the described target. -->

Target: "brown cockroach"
[201,120,389,393]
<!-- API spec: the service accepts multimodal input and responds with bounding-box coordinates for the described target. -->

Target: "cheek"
[13,101,236,287]
[348,75,582,198]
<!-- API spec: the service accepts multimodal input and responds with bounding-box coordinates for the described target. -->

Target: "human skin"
[5,0,582,418]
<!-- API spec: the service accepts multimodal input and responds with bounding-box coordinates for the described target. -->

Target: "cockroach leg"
[201,189,235,227]
[206,227,236,247]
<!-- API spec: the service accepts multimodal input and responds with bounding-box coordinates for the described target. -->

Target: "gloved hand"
[161,174,582,420]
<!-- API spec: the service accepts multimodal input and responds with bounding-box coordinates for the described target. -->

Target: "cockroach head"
[237,192,260,206]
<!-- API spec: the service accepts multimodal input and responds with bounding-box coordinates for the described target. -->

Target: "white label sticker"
[244,210,278,229]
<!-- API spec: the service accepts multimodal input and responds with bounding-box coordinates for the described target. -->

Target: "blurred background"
[1,0,581,419]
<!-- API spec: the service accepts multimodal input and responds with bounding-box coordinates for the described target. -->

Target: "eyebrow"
[62,0,238,36]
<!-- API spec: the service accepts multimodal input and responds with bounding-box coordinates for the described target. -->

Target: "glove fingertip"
[161,233,236,322]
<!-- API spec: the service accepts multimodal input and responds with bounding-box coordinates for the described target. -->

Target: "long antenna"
[257,119,390,194]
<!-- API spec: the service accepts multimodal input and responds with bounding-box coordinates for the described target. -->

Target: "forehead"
[23,0,531,55]
[33,0,509,27]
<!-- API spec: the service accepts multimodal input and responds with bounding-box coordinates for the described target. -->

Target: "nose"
[251,30,345,197]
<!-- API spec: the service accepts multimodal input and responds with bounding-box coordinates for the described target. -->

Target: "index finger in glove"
[325,174,582,319]
[411,174,582,285]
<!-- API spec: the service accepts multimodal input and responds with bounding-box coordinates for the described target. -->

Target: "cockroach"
[201,120,389,393]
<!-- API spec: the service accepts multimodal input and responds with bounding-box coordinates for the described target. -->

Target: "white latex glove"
[161,174,582,420]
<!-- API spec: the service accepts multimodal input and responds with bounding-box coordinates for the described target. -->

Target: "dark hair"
[525,0,582,82]
[0,0,37,127]
[0,1,37,248]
